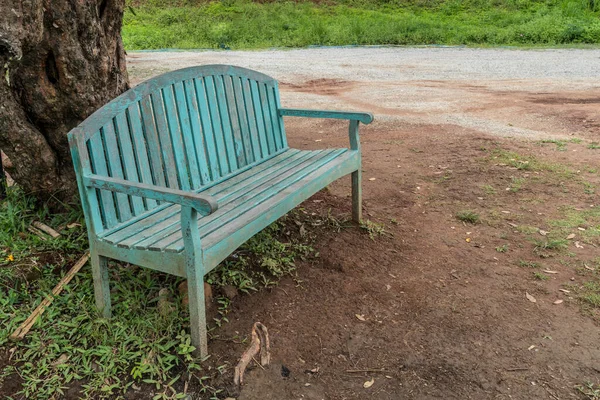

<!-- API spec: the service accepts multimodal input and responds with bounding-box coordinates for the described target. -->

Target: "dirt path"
[129,48,600,399]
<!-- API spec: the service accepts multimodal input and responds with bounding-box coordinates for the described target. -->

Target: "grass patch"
[519,260,540,268]
[456,210,480,224]
[491,149,575,178]
[576,382,600,399]
[482,184,496,195]
[496,244,509,253]
[360,219,388,240]
[122,0,600,50]
[0,187,316,398]
[547,205,600,244]
[533,271,549,280]
[588,142,600,149]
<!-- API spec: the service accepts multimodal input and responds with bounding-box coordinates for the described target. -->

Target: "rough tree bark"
[0,0,129,203]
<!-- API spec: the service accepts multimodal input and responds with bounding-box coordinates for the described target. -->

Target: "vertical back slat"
[272,82,288,149]
[203,76,229,177]
[188,79,213,183]
[230,76,253,165]
[175,81,202,189]
[224,75,247,168]
[241,78,262,161]
[101,122,132,222]
[127,103,158,209]
[163,85,191,190]
[258,82,276,154]
[267,84,285,150]
[151,91,179,189]
[213,75,238,172]
[88,133,118,228]
[140,96,167,188]
[250,80,269,158]
[114,112,145,215]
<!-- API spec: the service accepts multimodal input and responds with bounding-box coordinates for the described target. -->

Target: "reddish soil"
[4,56,600,399]
[199,83,600,399]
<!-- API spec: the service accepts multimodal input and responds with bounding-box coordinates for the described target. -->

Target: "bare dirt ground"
[127,48,600,399]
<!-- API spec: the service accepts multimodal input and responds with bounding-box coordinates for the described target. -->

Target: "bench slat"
[232,76,254,164]
[192,77,219,181]
[140,96,167,188]
[202,76,229,178]
[242,78,262,161]
[265,83,283,151]
[127,104,158,210]
[102,122,133,222]
[224,75,247,168]
[258,82,276,154]
[114,112,145,215]
[101,149,302,246]
[249,80,269,158]
[152,91,180,189]
[173,82,201,189]
[213,75,239,173]
[88,132,118,228]
[163,85,191,190]
[181,80,209,187]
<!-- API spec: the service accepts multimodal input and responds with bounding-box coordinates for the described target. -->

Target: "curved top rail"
[68,64,278,142]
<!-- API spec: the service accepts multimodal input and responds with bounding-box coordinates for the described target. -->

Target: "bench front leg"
[91,248,111,318]
[349,120,362,223]
[181,206,208,357]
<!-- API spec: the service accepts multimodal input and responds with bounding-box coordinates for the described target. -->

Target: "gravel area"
[128,47,600,140]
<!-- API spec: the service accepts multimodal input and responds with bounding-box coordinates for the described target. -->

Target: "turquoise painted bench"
[68,65,373,356]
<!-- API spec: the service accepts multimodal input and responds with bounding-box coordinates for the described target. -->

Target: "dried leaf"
[553,299,563,305]
[355,314,366,321]
[566,233,576,240]
[508,223,518,228]
[465,238,471,243]
[539,230,548,236]
[558,289,570,293]
[578,227,586,231]
[526,292,536,303]
[575,241,584,249]
[528,345,536,351]
[368,178,376,181]
[363,378,375,388]
[542,270,558,274]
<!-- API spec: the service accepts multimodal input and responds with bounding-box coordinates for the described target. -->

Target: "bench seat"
[98,148,356,266]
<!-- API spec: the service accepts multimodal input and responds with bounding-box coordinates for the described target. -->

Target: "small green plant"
[534,239,569,251]
[519,260,540,268]
[576,382,600,399]
[509,177,525,192]
[360,220,387,240]
[456,210,480,224]
[588,142,600,150]
[539,139,567,151]
[495,244,509,253]
[482,185,496,195]
[533,272,549,281]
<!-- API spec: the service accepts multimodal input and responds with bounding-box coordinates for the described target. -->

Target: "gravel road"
[128,47,600,140]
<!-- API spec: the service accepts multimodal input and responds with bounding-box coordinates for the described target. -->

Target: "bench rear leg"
[91,251,111,318]
[352,169,362,223]
[186,259,208,357]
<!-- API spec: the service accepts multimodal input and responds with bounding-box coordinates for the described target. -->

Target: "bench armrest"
[278,108,374,125]
[83,174,218,216]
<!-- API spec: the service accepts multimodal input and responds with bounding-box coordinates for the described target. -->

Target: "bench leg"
[352,169,362,223]
[91,251,111,318]
[186,257,208,357]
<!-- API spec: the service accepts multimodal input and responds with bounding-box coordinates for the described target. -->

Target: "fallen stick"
[31,221,61,238]
[9,252,90,341]
[27,226,47,240]
[233,322,270,386]
[346,368,387,373]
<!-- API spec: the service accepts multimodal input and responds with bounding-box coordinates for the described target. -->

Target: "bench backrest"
[69,65,288,234]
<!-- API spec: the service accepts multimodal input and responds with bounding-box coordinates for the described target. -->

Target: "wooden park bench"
[68,65,373,356]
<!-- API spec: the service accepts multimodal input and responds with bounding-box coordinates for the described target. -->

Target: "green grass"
[0,187,315,398]
[456,210,480,224]
[533,271,549,280]
[122,0,600,50]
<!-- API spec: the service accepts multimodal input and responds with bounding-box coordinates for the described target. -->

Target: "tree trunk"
[0,0,129,203]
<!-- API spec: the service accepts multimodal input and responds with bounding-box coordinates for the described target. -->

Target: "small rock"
[158,288,175,317]
[178,281,213,308]
[222,285,238,300]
